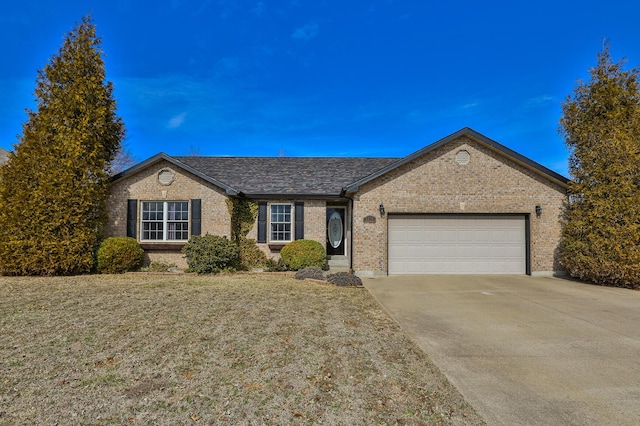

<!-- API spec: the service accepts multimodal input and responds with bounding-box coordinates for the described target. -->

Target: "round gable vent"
[455,150,470,165]
[158,169,175,185]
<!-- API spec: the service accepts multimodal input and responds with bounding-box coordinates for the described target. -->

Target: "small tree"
[559,44,640,288]
[226,198,265,269]
[0,15,125,275]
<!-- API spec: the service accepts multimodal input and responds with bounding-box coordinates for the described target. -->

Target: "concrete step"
[327,256,348,266]
[327,255,349,272]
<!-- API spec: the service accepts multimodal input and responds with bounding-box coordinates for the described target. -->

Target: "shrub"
[238,238,267,270]
[265,257,288,272]
[97,237,144,274]
[327,272,363,287]
[182,234,240,274]
[295,267,326,281]
[140,261,177,272]
[280,239,326,271]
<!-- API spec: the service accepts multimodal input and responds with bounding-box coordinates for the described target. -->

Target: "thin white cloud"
[292,23,319,41]
[167,112,187,129]
[525,95,554,109]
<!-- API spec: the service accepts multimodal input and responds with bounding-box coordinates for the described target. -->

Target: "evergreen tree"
[560,44,640,288]
[0,15,125,275]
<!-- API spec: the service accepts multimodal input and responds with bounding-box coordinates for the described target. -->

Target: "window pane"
[141,201,188,241]
[167,201,189,241]
[142,221,163,240]
[270,204,292,241]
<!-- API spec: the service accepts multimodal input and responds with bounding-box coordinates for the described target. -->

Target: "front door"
[326,207,345,256]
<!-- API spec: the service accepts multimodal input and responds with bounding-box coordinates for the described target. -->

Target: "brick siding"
[107,136,566,275]
[351,136,566,275]
[106,160,231,268]
[248,199,327,259]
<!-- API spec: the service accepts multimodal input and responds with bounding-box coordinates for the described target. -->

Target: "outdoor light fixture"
[379,203,386,216]
[535,205,542,217]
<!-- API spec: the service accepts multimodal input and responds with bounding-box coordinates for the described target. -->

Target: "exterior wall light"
[379,203,386,216]
[535,205,542,217]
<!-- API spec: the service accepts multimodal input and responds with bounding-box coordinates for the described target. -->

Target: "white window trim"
[140,200,190,242]
[269,202,294,243]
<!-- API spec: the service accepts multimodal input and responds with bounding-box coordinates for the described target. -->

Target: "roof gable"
[344,128,569,192]
[111,152,240,195]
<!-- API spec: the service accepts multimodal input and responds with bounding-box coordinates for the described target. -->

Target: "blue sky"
[2,1,640,177]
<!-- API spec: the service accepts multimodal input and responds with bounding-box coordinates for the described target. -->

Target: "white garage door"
[388,215,526,274]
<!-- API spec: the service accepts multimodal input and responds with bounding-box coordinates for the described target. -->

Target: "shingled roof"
[113,128,568,198]
[174,156,397,196]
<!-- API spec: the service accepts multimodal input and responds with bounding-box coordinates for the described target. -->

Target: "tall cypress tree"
[0,15,125,275]
[560,45,640,288]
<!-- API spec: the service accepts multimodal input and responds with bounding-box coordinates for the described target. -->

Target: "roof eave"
[111,152,240,195]
[345,127,569,192]
[237,192,346,200]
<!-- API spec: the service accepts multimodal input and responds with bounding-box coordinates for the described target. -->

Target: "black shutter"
[127,199,137,238]
[295,202,304,240]
[191,199,201,236]
[257,201,267,243]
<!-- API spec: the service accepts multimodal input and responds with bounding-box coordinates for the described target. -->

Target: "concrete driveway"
[363,275,640,426]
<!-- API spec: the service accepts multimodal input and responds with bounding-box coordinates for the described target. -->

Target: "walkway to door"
[363,275,640,426]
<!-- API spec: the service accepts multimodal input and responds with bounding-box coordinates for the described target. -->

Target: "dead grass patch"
[0,274,483,425]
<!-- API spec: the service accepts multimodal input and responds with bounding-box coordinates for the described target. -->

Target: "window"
[270,203,292,242]
[141,201,189,241]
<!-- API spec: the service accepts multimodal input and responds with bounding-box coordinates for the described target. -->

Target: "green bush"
[238,238,267,270]
[265,257,288,272]
[97,237,144,274]
[280,239,326,271]
[182,234,240,274]
[140,261,177,272]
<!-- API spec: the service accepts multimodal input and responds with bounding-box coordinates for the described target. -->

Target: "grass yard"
[0,273,483,425]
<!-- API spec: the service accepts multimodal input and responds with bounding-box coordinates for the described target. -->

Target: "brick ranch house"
[107,128,569,276]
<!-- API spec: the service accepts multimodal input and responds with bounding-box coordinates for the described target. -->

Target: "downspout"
[340,189,355,273]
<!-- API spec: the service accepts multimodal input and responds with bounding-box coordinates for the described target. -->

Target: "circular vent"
[455,150,470,165]
[158,169,175,185]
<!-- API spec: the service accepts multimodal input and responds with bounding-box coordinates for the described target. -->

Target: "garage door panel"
[419,244,440,257]
[423,229,440,240]
[388,215,526,275]
[388,245,407,258]
[475,230,490,241]
[458,229,476,243]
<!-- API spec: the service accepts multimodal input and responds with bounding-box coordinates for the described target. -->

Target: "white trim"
[326,205,348,258]
[140,200,190,242]
[268,202,294,243]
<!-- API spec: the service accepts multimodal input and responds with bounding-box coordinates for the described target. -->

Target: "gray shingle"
[174,156,398,196]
